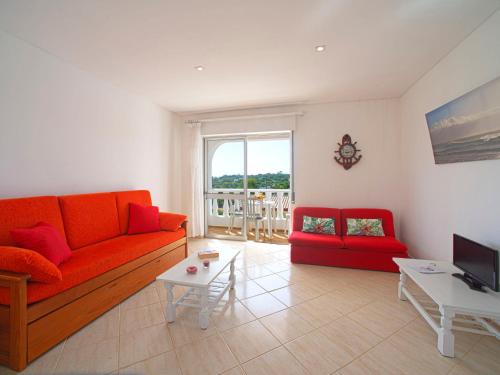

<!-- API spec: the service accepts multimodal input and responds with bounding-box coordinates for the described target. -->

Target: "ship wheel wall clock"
[334,134,362,170]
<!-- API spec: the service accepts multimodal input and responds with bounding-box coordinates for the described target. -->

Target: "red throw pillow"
[159,212,187,231]
[0,246,63,283]
[10,222,72,266]
[128,203,161,234]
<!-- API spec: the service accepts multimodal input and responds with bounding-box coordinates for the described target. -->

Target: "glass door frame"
[203,131,294,241]
[204,136,248,241]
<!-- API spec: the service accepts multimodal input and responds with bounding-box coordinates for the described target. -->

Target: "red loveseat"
[289,207,407,272]
[0,190,187,371]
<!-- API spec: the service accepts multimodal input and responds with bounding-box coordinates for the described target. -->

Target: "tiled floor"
[207,226,290,245]
[2,238,500,375]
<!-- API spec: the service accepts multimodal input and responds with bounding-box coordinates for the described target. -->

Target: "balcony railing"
[206,188,290,230]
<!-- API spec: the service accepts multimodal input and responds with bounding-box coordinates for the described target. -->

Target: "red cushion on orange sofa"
[0,229,186,305]
[0,246,63,283]
[288,231,343,249]
[343,236,407,254]
[128,203,160,234]
[0,196,66,246]
[114,190,152,234]
[160,212,187,232]
[10,222,72,266]
[59,192,120,249]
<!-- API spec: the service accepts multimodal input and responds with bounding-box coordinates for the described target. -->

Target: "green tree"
[247,177,257,189]
[212,173,290,189]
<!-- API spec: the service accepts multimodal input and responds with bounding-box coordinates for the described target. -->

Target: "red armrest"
[159,212,187,232]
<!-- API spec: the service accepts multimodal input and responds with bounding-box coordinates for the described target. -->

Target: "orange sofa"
[0,190,188,371]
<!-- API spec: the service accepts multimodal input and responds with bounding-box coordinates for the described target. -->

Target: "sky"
[425,76,500,144]
[211,139,290,177]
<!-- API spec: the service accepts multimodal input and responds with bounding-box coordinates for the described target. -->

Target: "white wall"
[400,11,500,261]
[294,100,401,223]
[0,30,183,211]
[183,99,402,233]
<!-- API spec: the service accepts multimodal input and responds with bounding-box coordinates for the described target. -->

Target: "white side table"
[393,258,500,357]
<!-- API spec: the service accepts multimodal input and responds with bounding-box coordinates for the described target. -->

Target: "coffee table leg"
[199,286,210,330]
[166,283,176,323]
[229,258,236,289]
[398,269,407,301]
[438,307,455,357]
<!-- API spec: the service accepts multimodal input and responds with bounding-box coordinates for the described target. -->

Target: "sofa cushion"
[114,190,152,234]
[346,218,384,237]
[343,236,407,254]
[10,222,72,266]
[341,209,395,237]
[293,207,341,234]
[160,212,187,232]
[289,231,343,249]
[128,203,160,234]
[0,246,63,283]
[0,229,186,305]
[0,196,66,246]
[59,192,120,249]
[302,216,336,235]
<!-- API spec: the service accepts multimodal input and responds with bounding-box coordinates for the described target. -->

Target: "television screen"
[453,234,499,291]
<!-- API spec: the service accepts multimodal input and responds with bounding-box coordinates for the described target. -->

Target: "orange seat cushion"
[59,192,120,249]
[0,246,63,283]
[0,196,66,246]
[0,229,186,305]
[114,190,152,234]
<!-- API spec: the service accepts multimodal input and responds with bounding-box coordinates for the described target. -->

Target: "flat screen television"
[453,234,499,292]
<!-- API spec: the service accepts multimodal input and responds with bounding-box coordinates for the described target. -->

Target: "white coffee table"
[394,258,500,357]
[157,248,240,329]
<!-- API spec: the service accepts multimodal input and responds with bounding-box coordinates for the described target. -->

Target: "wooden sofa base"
[0,235,188,371]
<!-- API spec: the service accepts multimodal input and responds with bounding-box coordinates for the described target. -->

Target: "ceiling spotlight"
[195,65,204,71]
[315,45,326,52]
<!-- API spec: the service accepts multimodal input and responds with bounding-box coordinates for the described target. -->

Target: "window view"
[211,138,290,189]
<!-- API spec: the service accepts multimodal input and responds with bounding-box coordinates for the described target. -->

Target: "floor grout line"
[281,344,316,375]
[328,315,420,374]
[444,334,483,375]
[170,326,186,375]
[51,337,66,374]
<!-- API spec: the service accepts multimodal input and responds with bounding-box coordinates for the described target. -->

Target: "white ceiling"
[0,0,499,113]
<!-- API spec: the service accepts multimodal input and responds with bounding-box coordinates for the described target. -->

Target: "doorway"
[204,133,292,242]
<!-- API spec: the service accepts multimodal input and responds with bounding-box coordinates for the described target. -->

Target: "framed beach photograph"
[425,76,500,164]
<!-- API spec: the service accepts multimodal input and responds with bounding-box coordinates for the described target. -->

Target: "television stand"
[393,258,500,358]
[452,272,486,293]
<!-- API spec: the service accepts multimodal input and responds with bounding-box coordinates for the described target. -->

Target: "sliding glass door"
[204,133,292,241]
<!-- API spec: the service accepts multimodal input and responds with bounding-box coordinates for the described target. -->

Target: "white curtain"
[185,122,204,237]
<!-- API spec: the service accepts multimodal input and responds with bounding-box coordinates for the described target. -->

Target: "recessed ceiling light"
[315,45,326,52]
[195,65,204,71]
